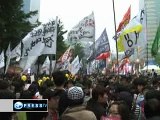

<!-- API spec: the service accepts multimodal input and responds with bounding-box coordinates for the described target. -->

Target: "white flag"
[0,51,4,69]
[79,59,83,68]
[61,60,70,71]
[11,43,21,59]
[70,56,80,75]
[5,44,11,74]
[20,56,38,72]
[41,56,50,74]
[67,12,95,44]
[20,18,57,71]
[22,19,57,57]
[52,60,56,72]
[118,9,145,56]
[42,18,57,54]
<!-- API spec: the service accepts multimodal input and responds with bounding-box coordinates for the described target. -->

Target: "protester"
[107,101,130,120]
[52,71,69,116]
[86,85,108,120]
[42,88,60,120]
[61,86,97,120]
[144,90,160,120]
[133,78,147,120]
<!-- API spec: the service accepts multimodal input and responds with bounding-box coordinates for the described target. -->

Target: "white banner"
[41,57,56,74]
[0,51,4,69]
[123,32,139,56]
[22,19,57,57]
[41,56,50,74]
[119,9,145,56]
[20,56,38,72]
[5,44,11,74]
[61,60,70,71]
[79,59,83,68]
[20,18,57,72]
[70,56,80,75]
[52,60,56,73]
[30,75,35,83]
[67,12,95,44]
[11,43,21,59]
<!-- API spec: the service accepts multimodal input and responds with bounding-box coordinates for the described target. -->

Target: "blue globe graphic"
[14,102,23,110]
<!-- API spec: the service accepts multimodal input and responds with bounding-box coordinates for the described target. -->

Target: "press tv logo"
[14,102,23,110]
[13,100,48,112]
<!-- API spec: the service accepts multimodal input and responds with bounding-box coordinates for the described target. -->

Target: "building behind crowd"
[22,0,40,24]
[138,0,160,65]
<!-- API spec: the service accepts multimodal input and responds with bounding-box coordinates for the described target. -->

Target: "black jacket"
[86,98,107,120]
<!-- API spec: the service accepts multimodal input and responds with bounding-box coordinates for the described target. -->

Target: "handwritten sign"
[22,20,57,57]
[68,13,95,44]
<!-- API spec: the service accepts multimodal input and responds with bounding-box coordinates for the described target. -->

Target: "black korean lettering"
[43,26,55,36]
[51,21,55,26]
[30,32,34,37]
[89,19,94,26]
[42,35,54,48]
[43,27,48,35]
[124,34,133,47]
[24,48,30,56]
[125,49,134,57]
[37,29,42,36]
[30,31,37,37]
[35,38,41,44]
[49,27,55,32]
[85,20,89,26]
[134,31,139,44]
[140,10,144,24]
[30,41,36,49]
[79,27,84,37]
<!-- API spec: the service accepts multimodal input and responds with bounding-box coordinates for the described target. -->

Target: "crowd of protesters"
[0,69,160,120]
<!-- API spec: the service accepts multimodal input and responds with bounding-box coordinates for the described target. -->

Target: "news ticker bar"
[0,99,48,112]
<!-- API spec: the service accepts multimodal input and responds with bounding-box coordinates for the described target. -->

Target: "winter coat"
[61,105,97,120]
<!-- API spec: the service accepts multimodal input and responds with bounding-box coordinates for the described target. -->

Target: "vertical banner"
[118,9,145,57]
[70,56,80,75]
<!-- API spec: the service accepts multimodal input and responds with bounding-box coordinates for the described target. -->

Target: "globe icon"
[14,102,23,110]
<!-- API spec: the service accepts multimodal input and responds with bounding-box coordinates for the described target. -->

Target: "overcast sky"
[39,0,139,52]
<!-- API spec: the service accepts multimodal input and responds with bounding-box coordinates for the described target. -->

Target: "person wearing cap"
[61,86,97,120]
[42,89,60,120]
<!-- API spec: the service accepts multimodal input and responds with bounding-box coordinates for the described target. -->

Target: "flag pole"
[144,1,148,71]
[49,55,52,77]
[92,11,97,74]
[50,16,58,76]
[112,0,119,76]
[37,57,40,76]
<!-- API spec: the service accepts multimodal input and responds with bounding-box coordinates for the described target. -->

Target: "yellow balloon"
[21,75,27,81]
[46,77,50,80]
[42,77,47,81]
[38,79,43,86]
[65,74,69,78]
